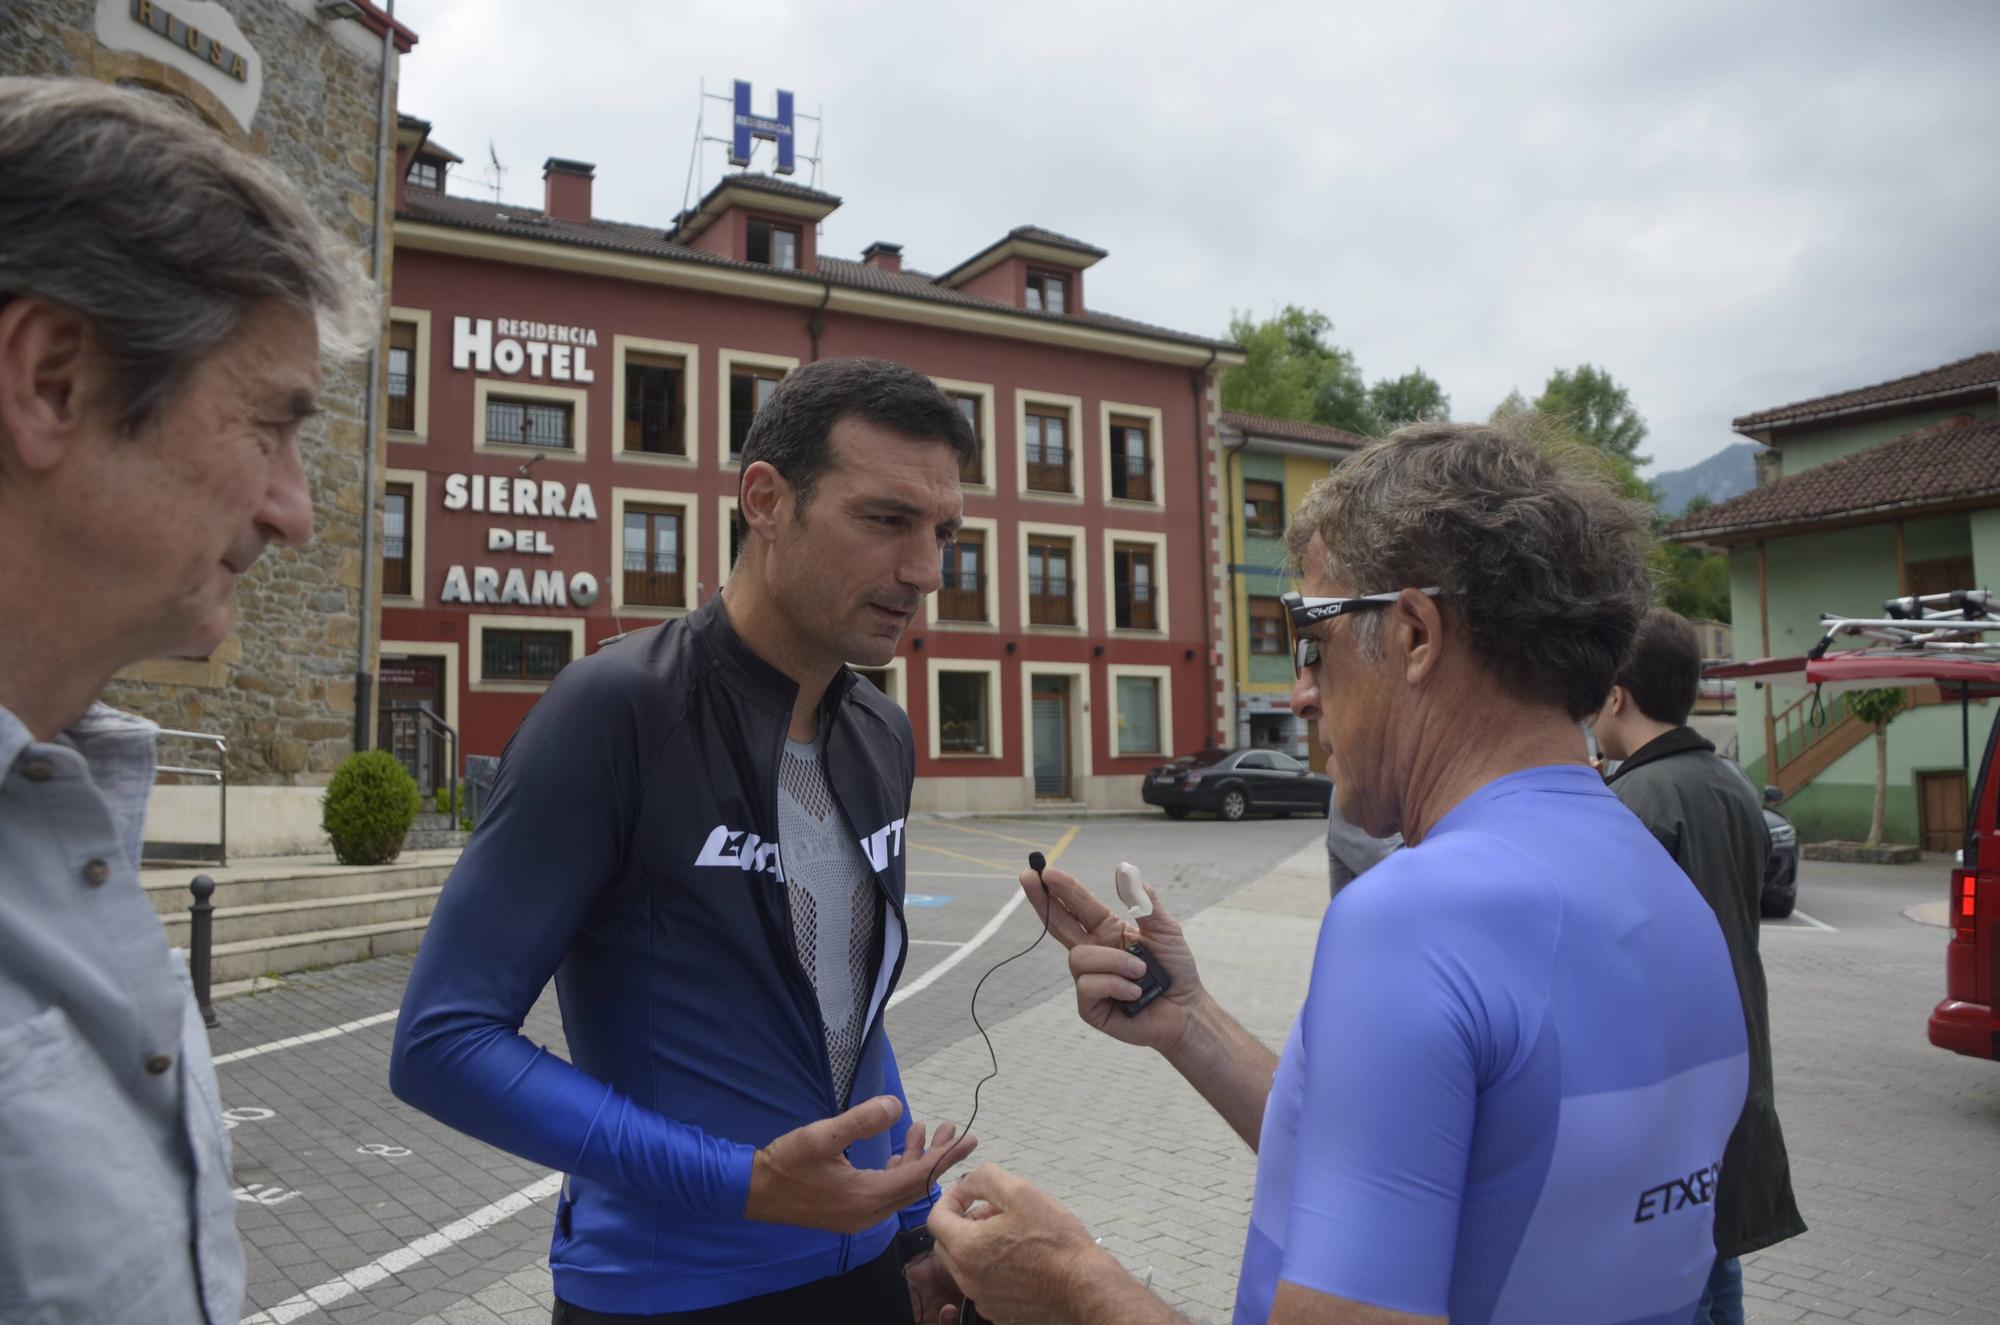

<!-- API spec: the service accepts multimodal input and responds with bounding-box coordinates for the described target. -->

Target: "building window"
[951,393,983,484]
[1109,417,1154,503]
[1025,270,1068,314]
[1249,597,1287,655]
[624,352,686,456]
[1028,537,1075,627]
[1024,407,1071,494]
[729,366,785,460]
[486,395,573,449]
[1112,542,1158,631]
[937,670,992,754]
[1115,675,1163,756]
[1244,480,1284,535]
[387,321,418,432]
[747,219,800,270]
[409,158,441,191]
[481,629,572,683]
[622,505,686,608]
[939,532,986,623]
[382,482,413,596]
[1909,556,1976,598]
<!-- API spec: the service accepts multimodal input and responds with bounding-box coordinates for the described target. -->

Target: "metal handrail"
[385,701,459,812]
[153,728,227,866]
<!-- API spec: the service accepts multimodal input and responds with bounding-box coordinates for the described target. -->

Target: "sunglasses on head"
[1280,588,1443,678]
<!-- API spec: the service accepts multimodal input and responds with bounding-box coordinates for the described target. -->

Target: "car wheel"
[1761,890,1796,920]
[1164,807,1189,820]
[1219,787,1248,822]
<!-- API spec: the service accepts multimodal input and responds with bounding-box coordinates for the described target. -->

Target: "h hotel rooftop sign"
[729,80,795,176]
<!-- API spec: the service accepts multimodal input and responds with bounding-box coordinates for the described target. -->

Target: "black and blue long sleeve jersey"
[389,595,925,1314]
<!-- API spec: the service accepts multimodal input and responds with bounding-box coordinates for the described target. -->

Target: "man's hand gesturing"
[1019,865,1206,1053]
[744,1095,976,1233]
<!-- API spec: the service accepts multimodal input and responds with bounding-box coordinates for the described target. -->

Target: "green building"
[1218,411,1370,771]
[1669,352,2000,847]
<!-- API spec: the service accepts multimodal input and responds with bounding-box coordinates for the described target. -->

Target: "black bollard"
[189,873,219,1029]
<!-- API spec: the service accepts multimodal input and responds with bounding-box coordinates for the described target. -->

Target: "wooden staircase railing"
[1766,683,1948,800]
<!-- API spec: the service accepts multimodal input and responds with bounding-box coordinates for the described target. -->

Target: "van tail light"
[1952,868,1978,943]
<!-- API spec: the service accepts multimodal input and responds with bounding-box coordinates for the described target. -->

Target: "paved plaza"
[194,815,2000,1324]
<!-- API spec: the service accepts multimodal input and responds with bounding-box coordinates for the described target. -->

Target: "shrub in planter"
[322,750,421,865]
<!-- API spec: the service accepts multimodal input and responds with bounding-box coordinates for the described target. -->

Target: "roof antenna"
[477,140,506,204]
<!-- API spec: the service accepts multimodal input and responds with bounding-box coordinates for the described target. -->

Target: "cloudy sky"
[392,0,1999,474]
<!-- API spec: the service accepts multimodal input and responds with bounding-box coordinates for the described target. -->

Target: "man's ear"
[1397,586,1446,687]
[736,460,794,540]
[0,297,98,478]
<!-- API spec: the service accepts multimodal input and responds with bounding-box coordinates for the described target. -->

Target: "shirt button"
[22,760,53,782]
[82,859,111,887]
[146,1054,173,1076]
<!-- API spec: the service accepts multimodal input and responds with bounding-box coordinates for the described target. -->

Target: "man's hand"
[1020,864,1206,1052]
[743,1096,976,1233]
[927,1163,1115,1325]
[904,1246,961,1324]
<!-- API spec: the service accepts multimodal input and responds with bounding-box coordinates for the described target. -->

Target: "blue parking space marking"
[905,894,955,908]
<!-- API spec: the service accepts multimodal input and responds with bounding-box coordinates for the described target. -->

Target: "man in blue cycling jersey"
[391,358,978,1323]
[928,423,1750,1324]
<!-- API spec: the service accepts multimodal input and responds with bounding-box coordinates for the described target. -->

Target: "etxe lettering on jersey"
[1632,1162,1721,1223]
[694,818,907,881]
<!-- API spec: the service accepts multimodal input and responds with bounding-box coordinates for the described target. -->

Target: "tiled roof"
[1734,351,2000,430]
[396,190,1232,352]
[1666,417,2000,541]
[1008,225,1108,257]
[689,171,843,210]
[1219,411,1374,450]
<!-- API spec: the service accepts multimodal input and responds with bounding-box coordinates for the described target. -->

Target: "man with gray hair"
[0,77,370,1322]
[929,424,1752,1324]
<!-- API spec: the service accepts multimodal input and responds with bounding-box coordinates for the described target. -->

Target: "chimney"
[543,157,595,223]
[862,241,903,274]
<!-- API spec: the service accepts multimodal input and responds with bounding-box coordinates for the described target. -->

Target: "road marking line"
[212,1010,399,1066]
[1776,909,1837,932]
[923,820,1061,850]
[910,841,1016,871]
[238,1172,564,1324]
[890,825,1078,1009]
[909,869,1017,879]
[909,939,965,947]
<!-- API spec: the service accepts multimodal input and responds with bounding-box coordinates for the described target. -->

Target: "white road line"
[1776,909,1837,932]
[908,939,966,947]
[890,890,1028,1009]
[908,869,1017,879]
[212,1010,399,1066]
[238,1172,563,1324]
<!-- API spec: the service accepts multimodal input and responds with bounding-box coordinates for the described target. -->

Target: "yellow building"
[1218,411,1371,771]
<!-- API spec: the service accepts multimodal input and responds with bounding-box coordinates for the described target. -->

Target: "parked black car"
[1761,799,1799,919]
[1142,747,1334,821]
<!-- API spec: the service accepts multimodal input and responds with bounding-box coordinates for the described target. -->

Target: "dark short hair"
[1285,420,1656,720]
[739,356,975,507]
[1616,608,1701,726]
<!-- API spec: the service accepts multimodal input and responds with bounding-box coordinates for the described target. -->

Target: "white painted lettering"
[451,316,492,372]
[570,572,600,606]
[526,341,550,378]
[494,339,525,375]
[550,344,572,380]
[541,480,566,518]
[569,483,598,521]
[512,478,538,516]
[443,473,469,511]
[473,566,500,603]
[573,346,594,384]
[441,565,471,602]
[531,568,568,605]
[488,528,513,552]
[500,567,531,605]
[491,479,511,515]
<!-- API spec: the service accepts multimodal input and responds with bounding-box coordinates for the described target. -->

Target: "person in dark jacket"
[1594,609,1806,1325]
[390,358,978,1324]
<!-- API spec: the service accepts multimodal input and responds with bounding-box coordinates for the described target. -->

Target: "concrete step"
[160,887,442,947]
[208,918,432,984]
[405,827,470,851]
[142,857,456,918]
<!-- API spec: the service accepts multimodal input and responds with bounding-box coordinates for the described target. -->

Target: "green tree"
[1846,688,1910,846]
[1534,364,1650,467]
[1221,306,1378,435]
[1368,368,1451,431]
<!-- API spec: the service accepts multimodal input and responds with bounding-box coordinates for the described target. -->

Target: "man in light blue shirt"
[0,78,369,1322]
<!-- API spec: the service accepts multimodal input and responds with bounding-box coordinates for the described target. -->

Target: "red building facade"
[378,119,1238,810]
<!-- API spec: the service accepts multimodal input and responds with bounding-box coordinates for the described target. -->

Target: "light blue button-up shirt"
[0,702,244,1323]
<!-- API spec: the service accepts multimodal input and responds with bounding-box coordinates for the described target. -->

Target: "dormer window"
[748,219,800,270]
[409,158,442,191]
[1026,270,1068,314]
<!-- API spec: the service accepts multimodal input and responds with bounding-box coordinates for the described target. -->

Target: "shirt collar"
[1605,725,1713,783]
[1,700,158,869]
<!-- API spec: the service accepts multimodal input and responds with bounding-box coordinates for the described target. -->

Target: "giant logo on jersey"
[695,817,908,882]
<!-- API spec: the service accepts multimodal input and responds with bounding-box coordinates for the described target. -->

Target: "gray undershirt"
[778,730,880,1105]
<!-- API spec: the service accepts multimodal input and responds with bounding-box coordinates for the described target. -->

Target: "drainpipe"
[1191,347,1219,746]
[1221,428,1249,749]
[806,280,832,361]
[351,2,396,753]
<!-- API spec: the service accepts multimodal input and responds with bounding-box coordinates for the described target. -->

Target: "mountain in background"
[1649,441,1760,515]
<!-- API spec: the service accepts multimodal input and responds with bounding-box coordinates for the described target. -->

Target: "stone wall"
[1,0,394,787]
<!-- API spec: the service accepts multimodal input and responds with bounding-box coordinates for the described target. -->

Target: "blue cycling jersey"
[1237,765,1749,1324]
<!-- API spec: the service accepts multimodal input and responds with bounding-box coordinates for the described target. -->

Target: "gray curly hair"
[1285,420,1655,719]
[0,77,375,434]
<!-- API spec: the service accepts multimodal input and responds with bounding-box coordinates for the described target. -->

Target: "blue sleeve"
[882,1041,940,1231]
[1276,869,1530,1316]
[387,658,755,1219]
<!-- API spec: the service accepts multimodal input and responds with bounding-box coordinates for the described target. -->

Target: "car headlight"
[1769,824,1796,847]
